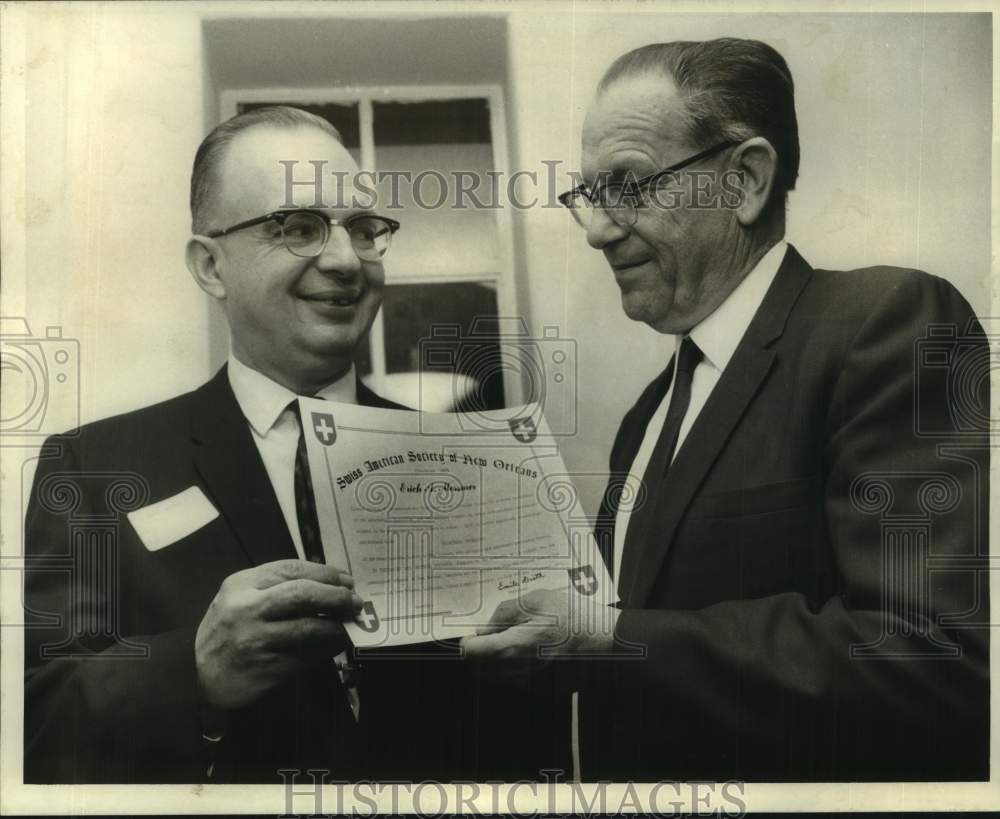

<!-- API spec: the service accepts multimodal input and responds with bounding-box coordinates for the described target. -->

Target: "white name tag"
[127,486,219,552]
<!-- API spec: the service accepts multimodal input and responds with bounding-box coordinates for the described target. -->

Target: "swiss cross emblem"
[508,416,537,443]
[569,564,597,596]
[356,601,380,632]
[311,412,337,446]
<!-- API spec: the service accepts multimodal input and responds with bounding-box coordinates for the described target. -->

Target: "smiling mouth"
[299,291,363,307]
[611,260,651,274]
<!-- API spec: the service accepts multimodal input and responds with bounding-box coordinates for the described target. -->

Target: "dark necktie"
[619,336,704,587]
[293,401,325,564]
[293,400,362,719]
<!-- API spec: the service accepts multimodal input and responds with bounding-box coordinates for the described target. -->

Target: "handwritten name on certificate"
[298,399,617,648]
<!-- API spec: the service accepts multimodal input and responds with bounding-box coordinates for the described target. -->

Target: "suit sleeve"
[607,274,989,777]
[23,436,209,783]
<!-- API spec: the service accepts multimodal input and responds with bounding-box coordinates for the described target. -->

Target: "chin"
[312,321,368,347]
[297,351,358,386]
[622,298,671,333]
[314,340,363,362]
[296,334,359,366]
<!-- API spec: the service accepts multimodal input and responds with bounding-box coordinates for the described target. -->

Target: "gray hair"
[600,38,799,215]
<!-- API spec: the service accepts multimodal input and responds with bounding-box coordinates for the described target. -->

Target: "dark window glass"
[372,99,490,145]
[357,281,504,412]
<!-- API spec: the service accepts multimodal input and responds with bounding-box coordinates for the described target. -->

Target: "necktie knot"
[676,336,703,375]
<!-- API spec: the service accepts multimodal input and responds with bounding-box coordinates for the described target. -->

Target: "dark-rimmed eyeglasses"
[206,210,401,261]
[558,141,736,229]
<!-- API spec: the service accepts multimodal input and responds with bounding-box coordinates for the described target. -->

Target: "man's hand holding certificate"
[299,399,617,651]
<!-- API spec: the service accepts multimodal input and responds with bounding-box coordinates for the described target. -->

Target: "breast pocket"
[688,475,822,519]
[675,476,828,604]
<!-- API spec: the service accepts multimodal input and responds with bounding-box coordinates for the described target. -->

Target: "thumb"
[475,620,510,636]
[461,631,515,659]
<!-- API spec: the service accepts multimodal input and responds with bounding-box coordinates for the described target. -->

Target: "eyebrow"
[586,167,648,191]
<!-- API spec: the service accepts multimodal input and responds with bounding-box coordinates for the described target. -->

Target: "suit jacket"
[23,365,569,783]
[582,246,990,781]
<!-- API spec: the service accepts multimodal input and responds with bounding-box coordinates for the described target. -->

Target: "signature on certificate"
[496,571,544,592]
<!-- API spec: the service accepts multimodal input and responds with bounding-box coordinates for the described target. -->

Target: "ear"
[730,137,779,227]
[185,236,227,301]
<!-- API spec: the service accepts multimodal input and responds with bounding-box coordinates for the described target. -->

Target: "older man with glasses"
[23,105,566,784]
[465,38,989,782]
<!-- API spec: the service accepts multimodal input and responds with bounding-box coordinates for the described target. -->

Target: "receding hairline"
[190,105,345,234]
[591,68,702,134]
[583,71,698,157]
[598,63,680,95]
[589,38,800,207]
[200,120,349,230]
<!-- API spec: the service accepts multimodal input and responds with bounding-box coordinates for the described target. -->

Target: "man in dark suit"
[463,39,989,781]
[23,105,565,783]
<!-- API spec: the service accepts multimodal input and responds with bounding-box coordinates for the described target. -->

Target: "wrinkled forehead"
[217,124,361,221]
[581,73,691,178]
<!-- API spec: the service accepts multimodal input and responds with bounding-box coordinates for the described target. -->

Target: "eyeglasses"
[206,209,401,261]
[558,141,736,229]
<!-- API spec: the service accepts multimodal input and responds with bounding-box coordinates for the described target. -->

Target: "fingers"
[461,630,520,660]
[474,620,510,636]
[260,578,364,621]
[264,616,350,654]
[520,588,556,612]
[476,598,528,635]
[252,559,355,591]
[475,592,563,635]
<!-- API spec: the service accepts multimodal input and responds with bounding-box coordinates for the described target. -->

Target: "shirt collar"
[686,240,788,371]
[227,354,358,436]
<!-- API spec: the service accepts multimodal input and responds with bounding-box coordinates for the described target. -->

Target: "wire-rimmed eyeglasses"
[558,141,736,228]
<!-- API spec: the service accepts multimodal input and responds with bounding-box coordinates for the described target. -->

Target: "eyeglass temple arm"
[205,213,276,238]
[582,140,738,200]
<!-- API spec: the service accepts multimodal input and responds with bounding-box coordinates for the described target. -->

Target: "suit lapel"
[356,378,408,411]
[594,362,676,573]
[190,366,298,567]
[613,362,676,475]
[619,346,776,605]
[188,367,401,569]
[620,245,815,607]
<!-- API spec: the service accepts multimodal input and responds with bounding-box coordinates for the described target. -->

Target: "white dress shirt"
[227,355,363,720]
[227,354,357,561]
[612,241,788,588]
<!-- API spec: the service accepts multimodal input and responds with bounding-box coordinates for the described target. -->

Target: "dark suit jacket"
[583,245,990,781]
[24,366,569,783]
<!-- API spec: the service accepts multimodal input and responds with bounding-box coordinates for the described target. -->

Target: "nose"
[313,224,363,279]
[585,206,630,250]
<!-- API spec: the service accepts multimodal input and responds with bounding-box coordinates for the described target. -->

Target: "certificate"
[299,399,617,648]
